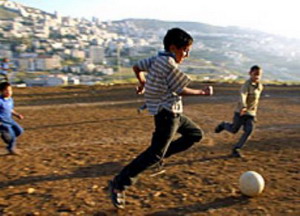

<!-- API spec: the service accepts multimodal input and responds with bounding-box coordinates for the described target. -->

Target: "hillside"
[0,1,300,81]
[0,6,18,19]
[110,19,300,81]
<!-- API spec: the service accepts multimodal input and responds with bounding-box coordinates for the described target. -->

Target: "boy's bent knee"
[192,134,202,142]
[13,124,24,137]
[17,128,24,136]
[231,128,239,134]
[190,128,203,142]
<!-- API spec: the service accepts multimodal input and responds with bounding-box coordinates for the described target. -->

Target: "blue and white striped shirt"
[136,51,191,115]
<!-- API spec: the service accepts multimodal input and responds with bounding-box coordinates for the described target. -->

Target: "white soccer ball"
[239,171,265,197]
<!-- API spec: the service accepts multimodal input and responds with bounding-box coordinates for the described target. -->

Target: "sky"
[15,0,300,39]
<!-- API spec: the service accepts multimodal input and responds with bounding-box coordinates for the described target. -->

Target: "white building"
[17,54,62,71]
[35,55,61,71]
[68,77,80,85]
[71,49,85,59]
[51,42,64,50]
[69,66,81,73]
[82,62,96,72]
[89,46,105,64]
[34,24,50,38]
[101,68,114,75]
[17,58,35,71]
[47,75,68,86]
[24,74,68,87]
[0,50,13,59]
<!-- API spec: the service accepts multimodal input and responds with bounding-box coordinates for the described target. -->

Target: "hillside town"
[0,0,162,86]
[1,0,300,86]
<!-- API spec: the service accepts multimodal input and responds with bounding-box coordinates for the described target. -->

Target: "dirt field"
[0,83,299,216]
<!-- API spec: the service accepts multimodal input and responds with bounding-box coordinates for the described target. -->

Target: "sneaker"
[7,148,21,156]
[108,180,125,209]
[231,148,243,158]
[215,122,225,133]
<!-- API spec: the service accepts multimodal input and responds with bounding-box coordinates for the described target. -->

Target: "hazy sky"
[16,0,299,38]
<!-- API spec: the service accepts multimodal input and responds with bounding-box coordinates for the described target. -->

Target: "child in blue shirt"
[0,82,24,155]
[0,58,10,81]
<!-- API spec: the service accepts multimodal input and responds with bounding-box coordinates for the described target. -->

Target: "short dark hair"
[163,28,193,51]
[250,65,261,72]
[0,82,11,91]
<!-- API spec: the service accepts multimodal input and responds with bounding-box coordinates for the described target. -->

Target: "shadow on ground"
[146,195,249,216]
[0,162,123,189]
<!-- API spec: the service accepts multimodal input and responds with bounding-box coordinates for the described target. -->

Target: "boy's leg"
[164,114,203,158]
[113,109,180,190]
[11,120,24,138]
[233,116,255,150]
[0,125,11,145]
[2,125,17,153]
[2,121,23,153]
[7,121,24,154]
[109,109,179,208]
[222,112,243,134]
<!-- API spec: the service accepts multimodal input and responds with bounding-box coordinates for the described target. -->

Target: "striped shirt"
[136,51,191,115]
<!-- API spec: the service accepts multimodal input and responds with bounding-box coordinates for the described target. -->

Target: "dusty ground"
[0,83,299,216]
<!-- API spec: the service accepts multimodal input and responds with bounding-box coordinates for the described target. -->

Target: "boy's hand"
[136,83,145,95]
[17,114,24,120]
[240,108,247,116]
[203,86,213,96]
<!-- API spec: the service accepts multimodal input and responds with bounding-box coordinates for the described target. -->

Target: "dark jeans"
[0,119,24,151]
[114,109,203,190]
[223,112,255,149]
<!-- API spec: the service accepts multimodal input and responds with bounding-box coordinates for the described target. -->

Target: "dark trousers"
[223,112,255,149]
[0,119,24,151]
[114,109,203,190]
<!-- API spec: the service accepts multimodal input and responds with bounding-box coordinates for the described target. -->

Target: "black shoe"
[231,148,243,158]
[7,148,21,156]
[108,180,125,209]
[215,122,225,133]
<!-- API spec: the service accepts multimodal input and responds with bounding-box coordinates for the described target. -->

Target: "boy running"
[215,65,264,158]
[0,82,24,155]
[109,28,213,209]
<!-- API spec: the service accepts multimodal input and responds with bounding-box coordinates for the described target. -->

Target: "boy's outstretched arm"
[133,65,146,94]
[12,110,24,120]
[239,84,248,115]
[179,86,213,96]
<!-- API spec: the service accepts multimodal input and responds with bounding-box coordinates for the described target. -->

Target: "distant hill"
[0,1,299,81]
[111,19,300,81]
[118,18,255,35]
